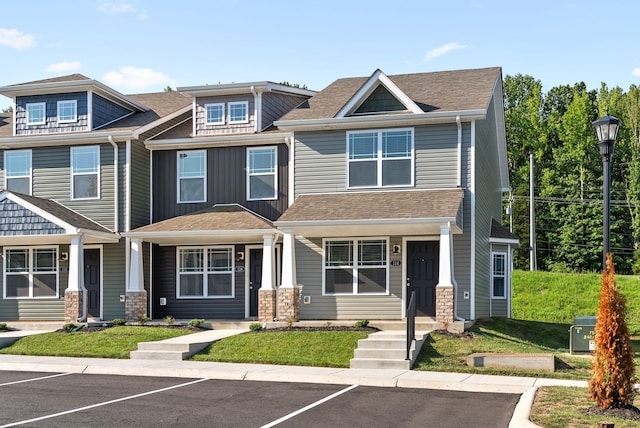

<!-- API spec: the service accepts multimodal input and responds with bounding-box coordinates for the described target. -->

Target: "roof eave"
[177,81,316,98]
[145,131,292,150]
[0,130,134,148]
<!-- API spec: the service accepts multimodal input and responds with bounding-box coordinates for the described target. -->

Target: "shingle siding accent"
[0,199,65,235]
[92,94,133,129]
[15,93,89,134]
[194,95,255,136]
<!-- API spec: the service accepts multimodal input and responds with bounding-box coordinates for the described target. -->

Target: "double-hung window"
[491,252,507,298]
[228,101,248,123]
[26,102,45,125]
[347,128,413,188]
[4,150,32,194]
[177,150,206,203]
[323,238,388,295]
[4,247,58,298]
[177,247,234,298]
[71,146,100,199]
[247,146,277,200]
[58,100,77,123]
[205,103,224,125]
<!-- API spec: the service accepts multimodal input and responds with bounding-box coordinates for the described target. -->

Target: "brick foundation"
[258,289,277,322]
[125,291,148,322]
[436,285,454,325]
[64,290,84,323]
[277,287,300,322]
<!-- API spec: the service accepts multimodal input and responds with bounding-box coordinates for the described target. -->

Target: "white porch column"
[67,235,86,292]
[437,222,457,288]
[128,238,144,292]
[280,229,297,288]
[260,234,276,290]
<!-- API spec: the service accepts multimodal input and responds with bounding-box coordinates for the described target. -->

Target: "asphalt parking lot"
[1,371,519,427]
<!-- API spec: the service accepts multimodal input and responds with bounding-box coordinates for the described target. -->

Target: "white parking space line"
[0,378,208,428]
[0,372,73,387]
[260,384,359,428]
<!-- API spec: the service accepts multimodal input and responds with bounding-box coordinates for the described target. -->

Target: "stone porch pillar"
[436,223,456,325]
[278,229,300,321]
[126,238,147,321]
[258,234,277,322]
[64,235,86,323]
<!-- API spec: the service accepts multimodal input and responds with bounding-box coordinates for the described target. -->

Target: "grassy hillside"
[512,270,640,333]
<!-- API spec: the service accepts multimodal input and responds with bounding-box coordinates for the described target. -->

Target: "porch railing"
[406,290,416,360]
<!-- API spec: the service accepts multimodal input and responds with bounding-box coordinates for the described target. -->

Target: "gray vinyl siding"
[15,93,89,135]
[261,93,308,131]
[27,144,116,229]
[473,96,503,319]
[0,244,67,321]
[490,243,509,317]
[102,242,127,320]
[194,95,255,136]
[129,140,150,229]
[296,237,403,320]
[151,244,246,319]
[152,144,289,222]
[293,124,466,196]
[92,94,133,129]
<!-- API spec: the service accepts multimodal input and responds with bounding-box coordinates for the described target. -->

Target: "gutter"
[456,115,462,187]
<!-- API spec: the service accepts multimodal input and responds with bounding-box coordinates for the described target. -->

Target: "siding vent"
[159,297,167,306]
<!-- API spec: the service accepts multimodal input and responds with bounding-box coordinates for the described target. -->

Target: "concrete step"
[130,350,187,361]
[349,330,429,370]
[353,348,409,359]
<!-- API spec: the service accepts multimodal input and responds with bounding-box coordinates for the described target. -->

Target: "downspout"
[107,136,119,233]
[456,115,462,187]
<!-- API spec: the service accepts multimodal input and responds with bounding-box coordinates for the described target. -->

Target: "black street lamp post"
[592,113,621,268]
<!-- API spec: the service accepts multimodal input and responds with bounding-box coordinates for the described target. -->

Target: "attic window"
[352,85,407,115]
[58,100,77,123]
[26,103,45,125]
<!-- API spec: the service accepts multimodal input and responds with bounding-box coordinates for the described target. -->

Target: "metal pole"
[530,154,536,271]
[603,152,611,267]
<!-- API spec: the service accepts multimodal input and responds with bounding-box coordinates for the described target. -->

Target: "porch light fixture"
[592,112,621,267]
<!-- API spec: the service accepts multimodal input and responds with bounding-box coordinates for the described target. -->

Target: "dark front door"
[84,248,101,318]
[249,249,263,318]
[407,241,439,316]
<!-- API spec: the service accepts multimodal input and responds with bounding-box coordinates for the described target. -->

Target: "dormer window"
[228,101,248,124]
[58,100,77,123]
[26,103,45,125]
[205,103,224,125]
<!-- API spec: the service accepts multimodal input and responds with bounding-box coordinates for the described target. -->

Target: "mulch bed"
[582,405,640,421]
[251,326,379,333]
[56,324,206,333]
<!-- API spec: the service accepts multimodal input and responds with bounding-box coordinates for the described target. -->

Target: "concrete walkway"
[0,326,587,427]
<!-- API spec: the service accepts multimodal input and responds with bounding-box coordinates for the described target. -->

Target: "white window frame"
[176,246,235,299]
[177,150,207,203]
[491,252,507,299]
[247,146,278,201]
[346,128,414,189]
[71,145,100,200]
[57,100,77,123]
[4,149,32,195]
[26,102,46,125]
[3,246,59,299]
[322,237,389,296]
[204,103,225,125]
[228,101,249,124]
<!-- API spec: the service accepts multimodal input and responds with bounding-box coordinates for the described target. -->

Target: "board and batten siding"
[473,97,504,319]
[293,124,464,196]
[151,245,246,319]
[152,144,289,222]
[296,237,403,320]
[129,140,151,229]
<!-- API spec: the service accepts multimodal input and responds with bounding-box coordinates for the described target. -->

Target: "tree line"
[504,74,640,273]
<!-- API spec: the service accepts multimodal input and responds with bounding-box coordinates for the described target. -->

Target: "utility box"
[570,316,597,354]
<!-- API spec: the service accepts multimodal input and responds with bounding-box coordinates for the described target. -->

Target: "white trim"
[25,102,46,125]
[228,101,249,124]
[144,131,291,151]
[4,149,32,195]
[175,245,235,299]
[70,145,101,200]
[176,149,207,203]
[3,245,59,299]
[191,99,197,137]
[469,120,476,320]
[204,103,225,125]
[87,91,93,131]
[57,100,77,123]
[125,140,131,232]
[491,251,507,300]
[288,133,295,207]
[176,81,316,98]
[346,128,414,189]
[246,146,278,201]
[322,237,390,296]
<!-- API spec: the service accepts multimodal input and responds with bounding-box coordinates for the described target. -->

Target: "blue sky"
[1,0,639,109]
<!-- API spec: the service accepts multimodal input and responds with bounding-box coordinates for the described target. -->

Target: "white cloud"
[633,68,640,77]
[0,28,35,49]
[47,62,82,73]
[424,42,466,61]
[102,66,175,91]
[97,1,147,19]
